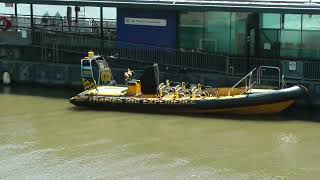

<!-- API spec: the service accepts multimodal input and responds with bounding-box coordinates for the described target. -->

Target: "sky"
[0,3,116,19]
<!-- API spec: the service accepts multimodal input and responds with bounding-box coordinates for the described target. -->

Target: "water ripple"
[278,133,299,144]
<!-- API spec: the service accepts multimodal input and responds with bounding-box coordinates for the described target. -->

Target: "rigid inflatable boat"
[69,52,308,115]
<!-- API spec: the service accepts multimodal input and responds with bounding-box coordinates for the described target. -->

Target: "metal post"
[300,14,303,59]
[100,6,104,53]
[14,3,18,30]
[14,3,17,17]
[75,6,79,24]
[30,4,34,44]
[202,11,205,51]
[67,6,72,32]
[229,12,232,55]
[100,7,104,38]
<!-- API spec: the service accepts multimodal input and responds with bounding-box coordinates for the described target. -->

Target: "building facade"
[117,9,320,60]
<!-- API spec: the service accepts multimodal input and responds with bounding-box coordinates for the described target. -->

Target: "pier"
[1,0,320,106]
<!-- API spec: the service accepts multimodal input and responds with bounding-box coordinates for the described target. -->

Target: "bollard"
[3,71,11,85]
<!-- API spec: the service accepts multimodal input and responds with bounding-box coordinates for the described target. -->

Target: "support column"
[100,6,104,39]
[30,4,35,44]
[100,7,104,53]
[75,6,79,24]
[14,3,17,17]
[14,3,18,30]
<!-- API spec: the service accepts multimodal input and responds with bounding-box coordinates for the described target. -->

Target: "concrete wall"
[0,31,31,45]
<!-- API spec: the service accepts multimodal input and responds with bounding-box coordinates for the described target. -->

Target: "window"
[204,11,231,54]
[230,12,249,56]
[301,15,320,59]
[0,3,15,14]
[178,11,249,55]
[178,11,232,54]
[259,29,280,58]
[262,13,281,29]
[280,30,301,58]
[284,14,301,30]
[303,15,320,30]
[280,14,302,58]
[178,12,204,50]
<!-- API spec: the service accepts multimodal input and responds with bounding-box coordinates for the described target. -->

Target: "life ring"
[0,16,12,31]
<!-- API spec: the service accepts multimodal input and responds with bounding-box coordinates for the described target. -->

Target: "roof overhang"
[2,0,320,14]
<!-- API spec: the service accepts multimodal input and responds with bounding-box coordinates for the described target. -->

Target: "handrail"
[281,75,287,89]
[228,68,256,96]
[257,66,281,88]
[229,66,234,76]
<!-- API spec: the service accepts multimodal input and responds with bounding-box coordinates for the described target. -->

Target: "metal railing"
[303,61,320,80]
[228,56,282,77]
[29,30,228,73]
[2,28,320,82]
[228,66,285,96]
[257,66,281,88]
[228,68,257,96]
[1,14,116,39]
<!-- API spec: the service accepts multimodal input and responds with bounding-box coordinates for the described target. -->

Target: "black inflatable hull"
[69,85,307,115]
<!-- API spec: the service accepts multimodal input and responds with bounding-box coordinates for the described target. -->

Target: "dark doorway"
[246,13,259,57]
[245,13,260,72]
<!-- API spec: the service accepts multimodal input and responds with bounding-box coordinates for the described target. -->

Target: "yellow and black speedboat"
[69,52,308,115]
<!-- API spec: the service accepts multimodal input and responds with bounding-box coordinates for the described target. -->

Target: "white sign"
[21,30,27,38]
[264,43,271,50]
[124,17,167,27]
[289,61,296,71]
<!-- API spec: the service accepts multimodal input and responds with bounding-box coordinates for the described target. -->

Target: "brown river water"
[1,85,320,180]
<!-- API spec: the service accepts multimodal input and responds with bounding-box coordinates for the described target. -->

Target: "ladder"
[228,66,286,96]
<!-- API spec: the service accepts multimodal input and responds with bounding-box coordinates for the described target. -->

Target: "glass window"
[301,15,320,59]
[230,12,249,56]
[33,5,66,28]
[301,31,320,59]
[13,4,31,29]
[16,4,31,15]
[0,3,15,14]
[280,30,301,58]
[33,4,68,17]
[279,14,302,58]
[259,29,280,58]
[303,14,320,30]
[104,7,116,19]
[284,14,301,30]
[178,12,204,51]
[204,11,231,54]
[0,3,17,30]
[261,13,281,29]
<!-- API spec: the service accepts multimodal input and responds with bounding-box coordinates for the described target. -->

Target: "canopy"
[5,0,320,13]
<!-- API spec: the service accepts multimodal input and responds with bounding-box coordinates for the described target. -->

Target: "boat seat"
[162,94,175,99]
